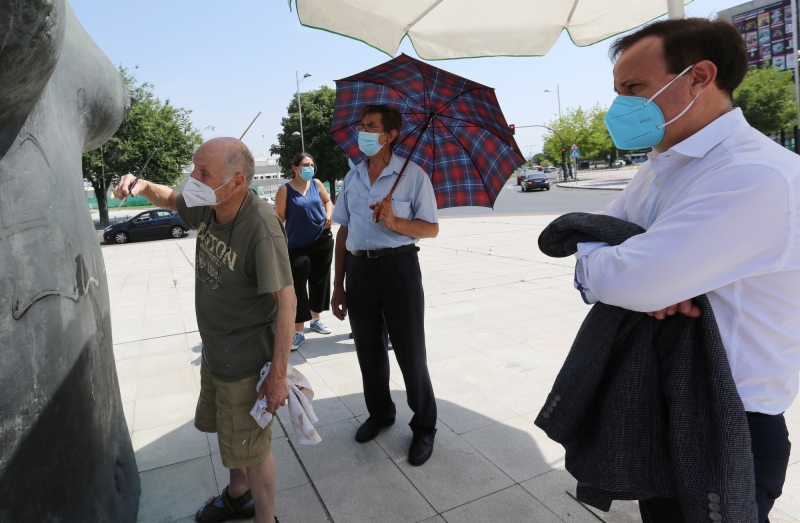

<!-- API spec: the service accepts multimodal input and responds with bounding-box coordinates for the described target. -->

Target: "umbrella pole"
[374,115,433,222]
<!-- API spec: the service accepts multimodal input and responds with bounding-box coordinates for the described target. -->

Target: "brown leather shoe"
[195,486,255,523]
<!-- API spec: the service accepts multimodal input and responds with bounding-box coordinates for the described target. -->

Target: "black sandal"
[195,486,255,523]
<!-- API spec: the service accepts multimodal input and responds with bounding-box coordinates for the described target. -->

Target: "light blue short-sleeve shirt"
[332,154,438,251]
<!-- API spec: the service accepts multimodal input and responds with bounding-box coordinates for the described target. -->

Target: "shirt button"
[654,181,661,187]
[366,240,370,243]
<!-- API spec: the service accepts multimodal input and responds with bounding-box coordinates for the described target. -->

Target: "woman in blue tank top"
[275,153,335,350]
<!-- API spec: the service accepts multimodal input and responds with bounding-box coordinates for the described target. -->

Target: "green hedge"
[87,195,151,209]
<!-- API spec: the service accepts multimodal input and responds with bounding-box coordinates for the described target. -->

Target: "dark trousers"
[345,251,437,437]
[289,230,333,324]
[639,412,791,523]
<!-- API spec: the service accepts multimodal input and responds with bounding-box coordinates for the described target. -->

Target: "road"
[97,181,619,245]
[439,179,619,217]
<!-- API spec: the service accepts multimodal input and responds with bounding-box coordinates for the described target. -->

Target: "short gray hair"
[224,147,255,185]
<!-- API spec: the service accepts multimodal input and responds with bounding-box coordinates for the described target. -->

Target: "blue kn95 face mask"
[604,64,698,150]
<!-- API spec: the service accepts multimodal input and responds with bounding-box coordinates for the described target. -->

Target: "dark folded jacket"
[535,212,757,522]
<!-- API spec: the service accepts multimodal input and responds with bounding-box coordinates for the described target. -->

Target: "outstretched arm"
[114,174,178,211]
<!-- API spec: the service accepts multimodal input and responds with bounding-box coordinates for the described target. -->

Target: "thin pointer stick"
[118,148,158,211]
[240,111,262,140]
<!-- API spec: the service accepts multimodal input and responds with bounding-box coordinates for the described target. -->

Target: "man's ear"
[690,60,718,94]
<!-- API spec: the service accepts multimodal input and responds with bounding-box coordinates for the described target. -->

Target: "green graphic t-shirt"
[177,190,293,382]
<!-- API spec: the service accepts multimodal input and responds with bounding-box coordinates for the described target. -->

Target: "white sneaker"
[309,319,332,334]
[292,332,305,351]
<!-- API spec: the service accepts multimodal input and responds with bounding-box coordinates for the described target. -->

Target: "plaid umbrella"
[329,54,525,211]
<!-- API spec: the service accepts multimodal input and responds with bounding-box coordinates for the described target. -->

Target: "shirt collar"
[668,108,749,159]
[357,153,404,186]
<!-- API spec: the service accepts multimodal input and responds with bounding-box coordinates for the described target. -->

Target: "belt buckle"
[366,250,378,259]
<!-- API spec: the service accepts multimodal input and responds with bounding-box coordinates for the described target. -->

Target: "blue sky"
[71,0,745,158]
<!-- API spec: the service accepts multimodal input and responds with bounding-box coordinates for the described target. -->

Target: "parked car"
[613,159,625,167]
[103,209,188,244]
[543,167,554,174]
[521,173,550,192]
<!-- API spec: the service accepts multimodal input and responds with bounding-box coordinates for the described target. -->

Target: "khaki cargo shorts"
[195,360,274,469]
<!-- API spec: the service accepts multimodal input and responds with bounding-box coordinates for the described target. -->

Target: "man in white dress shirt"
[574,18,798,522]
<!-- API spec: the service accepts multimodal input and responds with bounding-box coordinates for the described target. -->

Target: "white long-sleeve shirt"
[575,108,800,415]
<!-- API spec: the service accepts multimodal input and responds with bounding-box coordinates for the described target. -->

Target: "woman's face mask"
[298,166,314,181]
[182,175,235,207]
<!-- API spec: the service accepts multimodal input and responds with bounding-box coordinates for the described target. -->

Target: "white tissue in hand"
[250,397,272,429]
[250,363,321,444]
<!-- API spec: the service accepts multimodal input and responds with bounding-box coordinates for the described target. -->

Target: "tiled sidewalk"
[103,215,800,523]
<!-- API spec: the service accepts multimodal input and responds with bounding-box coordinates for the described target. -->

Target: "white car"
[613,159,625,167]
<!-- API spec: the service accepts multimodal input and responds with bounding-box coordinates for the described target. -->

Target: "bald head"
[195,137,255,185]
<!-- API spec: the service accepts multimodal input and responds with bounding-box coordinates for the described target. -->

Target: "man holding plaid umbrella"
[331,104,439,466]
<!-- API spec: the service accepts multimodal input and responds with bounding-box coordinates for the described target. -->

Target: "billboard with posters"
[730,0,796,73]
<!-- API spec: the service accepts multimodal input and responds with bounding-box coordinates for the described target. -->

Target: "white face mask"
[182,175,234,207]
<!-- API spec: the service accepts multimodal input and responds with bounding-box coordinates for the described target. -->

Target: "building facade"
[719,0,797,73]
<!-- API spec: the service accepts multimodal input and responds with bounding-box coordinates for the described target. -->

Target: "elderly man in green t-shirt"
[114,137,295,523]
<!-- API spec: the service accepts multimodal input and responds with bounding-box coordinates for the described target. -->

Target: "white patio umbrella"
[290,0,690,60]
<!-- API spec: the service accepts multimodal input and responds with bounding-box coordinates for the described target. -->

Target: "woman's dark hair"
[291,152,314,178]
[609,18,748,98]
[292,152,314,167]
[361,105,402,149]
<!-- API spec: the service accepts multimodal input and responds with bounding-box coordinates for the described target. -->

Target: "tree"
[733,67,797,136]
[541,105,614,166]
[82,67,203,225]
[532,153,549,166]
[270,86,349,201]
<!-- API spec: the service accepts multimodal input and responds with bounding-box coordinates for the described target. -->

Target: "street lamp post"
[544,87,567,178]
[791,0,800,150]
[295,71,312,153]
[544,86,561,120]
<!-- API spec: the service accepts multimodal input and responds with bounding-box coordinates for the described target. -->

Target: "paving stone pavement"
[102,215,800,523]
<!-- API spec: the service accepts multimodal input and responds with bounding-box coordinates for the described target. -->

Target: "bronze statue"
[0,1,139,520]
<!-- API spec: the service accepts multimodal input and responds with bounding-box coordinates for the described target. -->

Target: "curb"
[556,182,627,191]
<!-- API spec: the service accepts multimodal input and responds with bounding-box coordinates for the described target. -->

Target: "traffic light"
[561,148,566,153]
[509,124,515,135]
